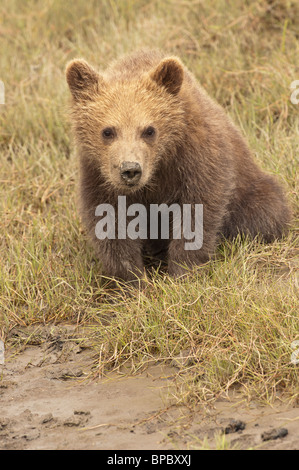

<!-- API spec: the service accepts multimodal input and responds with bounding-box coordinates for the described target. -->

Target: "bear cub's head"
[66,56,185,193]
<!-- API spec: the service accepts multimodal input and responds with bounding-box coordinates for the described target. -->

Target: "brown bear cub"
[66,50,291,282]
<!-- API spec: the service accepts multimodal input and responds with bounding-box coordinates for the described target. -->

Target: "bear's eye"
[142,126,156,138]
[102,127,115,139]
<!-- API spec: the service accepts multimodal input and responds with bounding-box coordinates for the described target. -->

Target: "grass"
[0,0,298,405]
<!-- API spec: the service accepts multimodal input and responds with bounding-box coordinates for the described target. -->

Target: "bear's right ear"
[66,59,102,101]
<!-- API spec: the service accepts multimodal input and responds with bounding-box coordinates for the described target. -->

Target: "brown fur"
[66,50,291,282]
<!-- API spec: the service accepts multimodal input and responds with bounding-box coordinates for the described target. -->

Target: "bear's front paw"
[168,261,191,279]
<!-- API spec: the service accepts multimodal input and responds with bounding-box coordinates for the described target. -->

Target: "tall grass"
[0,0,298,404]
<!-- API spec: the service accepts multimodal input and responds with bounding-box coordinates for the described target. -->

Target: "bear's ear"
[66,59,102,101]
[150,57,184,95]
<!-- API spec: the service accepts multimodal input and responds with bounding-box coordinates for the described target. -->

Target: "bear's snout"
[120,161,142,186]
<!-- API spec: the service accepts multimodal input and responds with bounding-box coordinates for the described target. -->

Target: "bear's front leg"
[95,238,145,283]
[167,237,213,278]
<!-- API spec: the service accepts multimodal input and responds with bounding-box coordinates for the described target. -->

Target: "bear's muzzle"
[120,161,142,186]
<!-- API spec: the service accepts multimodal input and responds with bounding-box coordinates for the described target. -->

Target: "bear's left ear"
[150,57,184,95]
[66,59,102,101]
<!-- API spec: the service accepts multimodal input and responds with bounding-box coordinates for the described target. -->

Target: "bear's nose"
[120,162,142,185]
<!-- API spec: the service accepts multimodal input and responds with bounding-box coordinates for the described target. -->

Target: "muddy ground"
[0,325,298,450]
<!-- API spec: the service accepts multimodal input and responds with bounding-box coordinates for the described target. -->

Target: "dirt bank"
[0,325,298,450]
